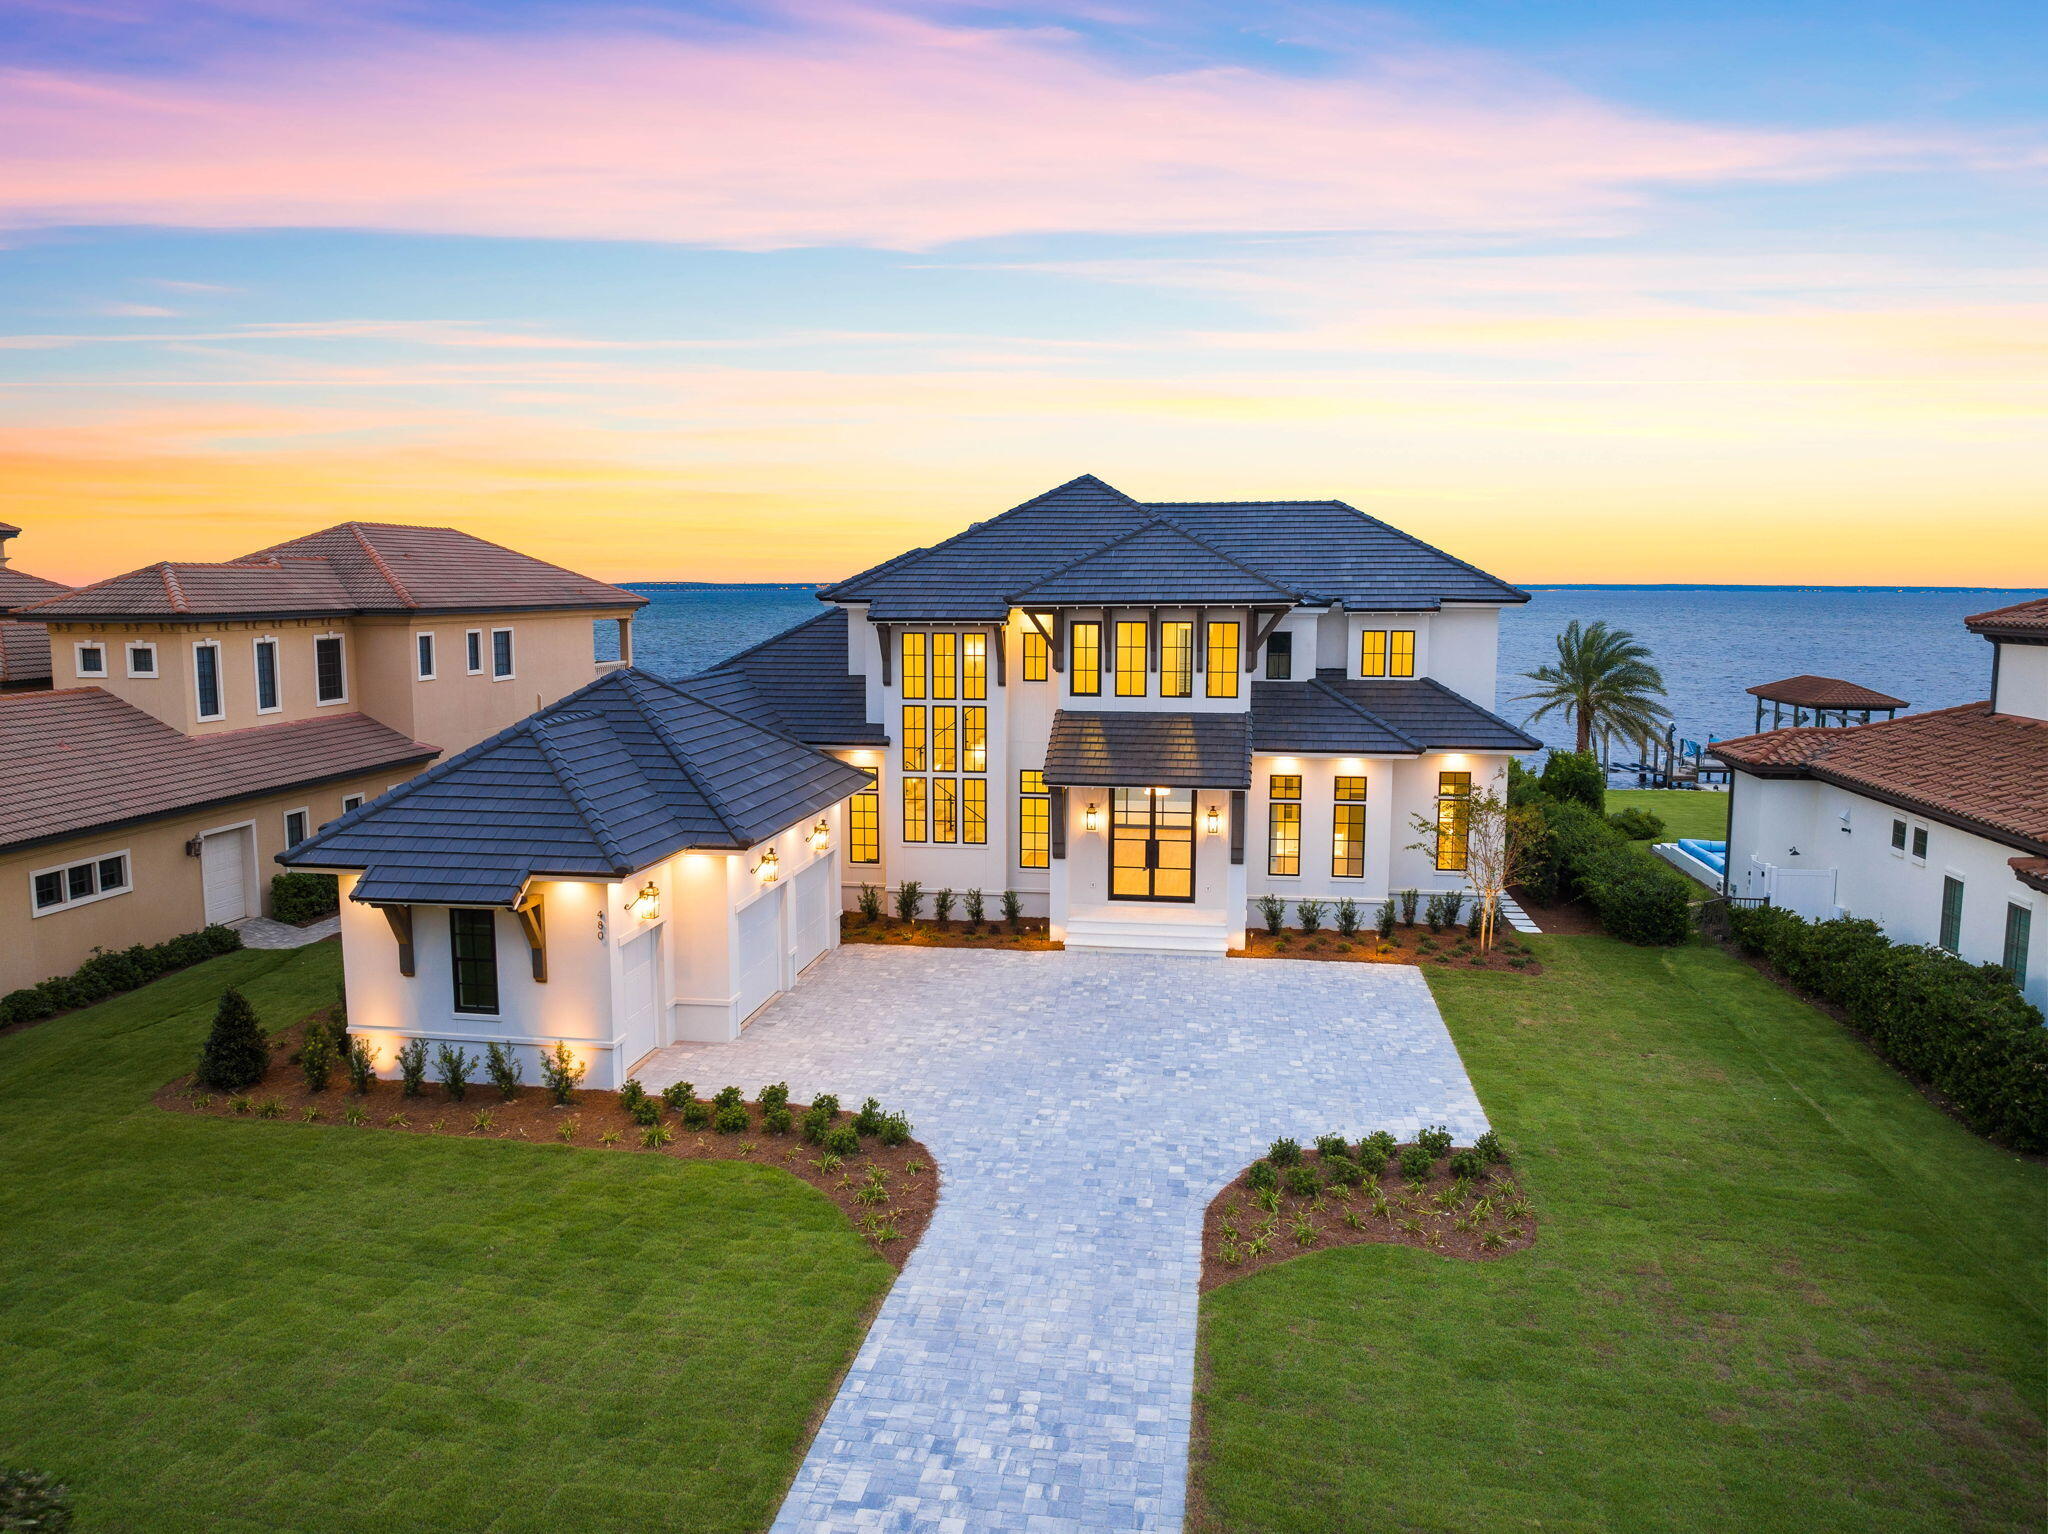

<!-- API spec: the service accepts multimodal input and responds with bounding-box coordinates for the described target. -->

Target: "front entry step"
[1063,915,1231,957]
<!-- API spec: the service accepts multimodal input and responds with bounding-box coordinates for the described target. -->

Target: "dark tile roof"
[282,667,873,905]
[0,621,52,685]
[1043,709,1252,788]
[1008,519,1298,607]
[22,522,645,621]
[1746,674,1906,709]
[1711,703,2048,852]
[1966,596,2048,638]
[817,474,1523,621]
[688,608,885,745]
[0,565,69,613]
[1251,672,1540,754]
[0,690,438,852]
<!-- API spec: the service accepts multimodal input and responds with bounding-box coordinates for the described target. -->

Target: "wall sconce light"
[184,836,203,858]
[809,819,832,853]
[1204,804,1222,835]
[756,847,781,883]
[1083,802,1101,833]
[629,882,661,921]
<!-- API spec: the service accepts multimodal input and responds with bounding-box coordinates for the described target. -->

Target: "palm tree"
[1517,620,1669,755]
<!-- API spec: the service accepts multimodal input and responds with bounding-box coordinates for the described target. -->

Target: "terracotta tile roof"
[1965,596,2048,638]
[0,688,438,851]
[1745,674,1906,709]
[0,565,69,613]
[1711,703,2048,852]
[20,522,645,621]
[2011,856,2048,894]
[0,621,52,686]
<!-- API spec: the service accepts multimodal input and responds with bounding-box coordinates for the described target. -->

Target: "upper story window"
[466,629,484,675]
[902,706,928,770]
[1266,631,1293,681]
[1361,628,1416,678]
[314,634,347,704]
[490,628,515,680]
[449,908,501,1015]
[931,633,958,699]
[254,637,280,712]
[962,705,988,773]
[1021,627,1050,682]
[1070,622,1101,697]
[1267,773,1301,876]
[341,793,365,813]
[1890,818,1908,852]
[901,632,928,698]
[76,642,108,677]
[284,809,310,847]
[1435,771,1472,870]
[1162,621,1194,698]
[31,851,130,916]
[961,634,987,700]
[1018,769,1050,869]
[1911,826,1929,861]
[125,643,158,678]
[1205,622,1240,699]
[416,632,436,680]
[1114,622,1147,697]
[194,641,224,721]
[933,706,958,772]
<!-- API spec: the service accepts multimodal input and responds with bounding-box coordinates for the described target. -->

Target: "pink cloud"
[0,6,1959,248]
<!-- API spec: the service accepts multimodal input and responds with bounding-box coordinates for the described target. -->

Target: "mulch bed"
[157,1016,939,1267]
[841,913,1061,951]
[1203,1145,1537,1290]
[1230,926,1543,974]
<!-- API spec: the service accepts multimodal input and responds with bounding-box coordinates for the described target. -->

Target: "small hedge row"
[1728,904,2048,1151]
[1520,792,1692,945]
[269,871,340,925]
[0,924,244,1025]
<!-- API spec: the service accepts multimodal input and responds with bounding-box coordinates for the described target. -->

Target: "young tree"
[1410,786,1544,951]
[1516,620,1669,755]
[195,987,269,1090]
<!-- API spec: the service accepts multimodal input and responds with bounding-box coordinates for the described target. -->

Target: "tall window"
[1910,826,1929,860]
[1332,776,1366,878]
[315,635,347,702]
[901,632,928,699]
[1435,771,1472,870]
[1161,621,1194,697]
[901,706,928,771]
[416,632,436,680]
[466,629,484,675]
[1070,622,1101,696]
[1115,621,1148,697]
[254,638,279,711]
[1206,622,1240,698]
[962,633,987,700]
[902,776,928,842]
[1890,818,1908,851]
[932,778,959,843]
[2003,903,2032,982]
[933,706,958,772]
[1939,877,1964,952]
[284,810,309,847]
[1018,770,1050,869]
[962,778,987,845]
[449,908,500,1015]
[1361,629,1417,678]
[1022,627,1050,681]
[932,633,958,699]
[1266,631,1292,680]
[1268,774,1301,876]
[848,770,880,864]
[194,642,224,721]
[962,706,988,773]
[491,628,515,679]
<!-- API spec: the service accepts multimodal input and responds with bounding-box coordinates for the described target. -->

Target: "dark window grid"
[450,909,501,1014]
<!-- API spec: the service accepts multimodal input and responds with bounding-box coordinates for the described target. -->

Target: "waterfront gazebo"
[1746,675,1907,731]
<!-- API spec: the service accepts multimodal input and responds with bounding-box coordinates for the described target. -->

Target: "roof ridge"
[1307,674,1423,751]
[348,523,417,607]
[699,607,842,675]
[616,671,754,847]
[159,562,189,613]
[527,712,638,872]
[1005,515,1301,604]
[1411,674,1541,745]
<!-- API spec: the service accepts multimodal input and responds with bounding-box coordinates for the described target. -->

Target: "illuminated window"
[962,777,987,844]
[902,705,928,771]
[901,632,927,699]
[1333,776,1367,879]
[1206,622,1240,698]
[933,706,958,773]
[962,633,986,700]
[933,632,958,699]
[1268,774,1301,877]
[962,706,987,773]
[932,778,958,843]
[1161,621,1193,697]
[1389,630,1415,677]
[1022,627,1050,681]
[1071,622,1101,696]
[1435,771,1472,871]
[1019,770,1049,869]
[1115,621,1148,697]
[902,776,928,842]
[1361,629,1387,676]
[849,771,880,864]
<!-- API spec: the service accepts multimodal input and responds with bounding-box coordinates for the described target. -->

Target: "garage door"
[734,886,785,1025]
[792,854,836,975]
[200,827,251,925]
[616,928,662,1071]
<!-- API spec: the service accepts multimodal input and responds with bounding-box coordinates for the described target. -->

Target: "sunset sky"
[3,0,2043,588]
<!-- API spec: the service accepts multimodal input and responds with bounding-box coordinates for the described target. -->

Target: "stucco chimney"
[0,522,19,568]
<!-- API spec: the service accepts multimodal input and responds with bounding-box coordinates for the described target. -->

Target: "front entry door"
[1110,788,1195,901]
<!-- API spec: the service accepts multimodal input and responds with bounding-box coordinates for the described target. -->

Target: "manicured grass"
[1608,785,1729,841]
[0,943,893,1533]
[1195,936,2045,1534]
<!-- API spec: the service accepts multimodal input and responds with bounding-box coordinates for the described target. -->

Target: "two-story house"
[1,522,643,993]
[0,522,70,692]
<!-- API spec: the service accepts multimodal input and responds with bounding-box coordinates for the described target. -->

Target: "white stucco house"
[1710,596,2047,1009]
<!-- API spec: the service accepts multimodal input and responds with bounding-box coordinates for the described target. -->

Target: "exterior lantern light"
[629,882,660,921]
[1083,802,1101,833]
[1204,803,1222,835]
[809,819,832,853]
[756,847,781,883]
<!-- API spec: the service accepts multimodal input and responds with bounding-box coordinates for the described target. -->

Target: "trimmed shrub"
[195,987,269,1091]
[1539,750,1606,813]
[857,883,884,923]
[1296,898,1326,936]
[434,1044,476,1101]
[1361,1129,1397,1158]
[1313,1134,1351,1160]
[681,1100,713,1129]
[877,1111,912,1147]
[823,1123,861,1157]
[1002,889,1024,931]
[712,1085,744,1111]
[1474,1129,1508,1164]
[713,1103,749,1134]
[619,1078,648,1115]
[1246,1160,1279,1192]
[1257,894,1286,936]
[1266,1136,1302,1167]
[269,871,339,925]
[0,1467,74,1532]
[662,1081,694,1114]
[1417,1124,1453,1159]
[1323,1154,1364,1187]
[1354,1142,1388,1176]
[1397,888,1421,926]
[762,1105,794,1136]
[1447,1148,1485,1180]
[397,1039,428,1097]
[1522,796,1691,944]
[299,1026,335,1093]
[540,1042,585,1104]
[344,1034,376,1094]
[1,925,242,1025]
[1607,807,1666,841]
[800,1103,835,1144]
[1397,1144,1434,1182]
[1728,905,2048,1151]
[963,888,986,927]
[629,1096,662,1127]
[484,1041,523,1101]
[894,881,923,923]
[932,887,956,924]
[1283,1164,1322,1197]
[1375,900,1397,940]
[854,1096,886,1135]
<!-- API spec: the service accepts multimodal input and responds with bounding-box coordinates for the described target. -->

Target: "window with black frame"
[450,908,500,1014]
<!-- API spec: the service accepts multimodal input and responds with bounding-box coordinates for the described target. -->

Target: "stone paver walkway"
[636,945,1488,1534]
[228,914,339,949]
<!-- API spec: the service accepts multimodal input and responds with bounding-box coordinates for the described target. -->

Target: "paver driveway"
[636,944,1488,1533]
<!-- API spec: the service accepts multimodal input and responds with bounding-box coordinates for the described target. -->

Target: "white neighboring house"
[1710,596,2048,1010]
[280,668,870,1086]
[686,474,1539,955]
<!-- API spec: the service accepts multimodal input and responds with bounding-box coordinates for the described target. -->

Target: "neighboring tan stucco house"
[1,523,644,994]
[0,521,69,692]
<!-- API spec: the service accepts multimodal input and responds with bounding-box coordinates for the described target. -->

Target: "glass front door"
[1110,787,1195,901]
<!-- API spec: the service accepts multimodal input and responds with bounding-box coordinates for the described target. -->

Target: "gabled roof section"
[22,522,645,621]
[1043,710,1252,789]
[1966,596,2048,639]
[0,621,53,686]
[689,607,885,746]
[0,565,69,614]
[282,666,872,905]
[1250,671,1539,755]
[1008,519,1300,607]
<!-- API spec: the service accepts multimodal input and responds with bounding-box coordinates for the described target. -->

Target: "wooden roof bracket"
[515,891,548,982]
[380,903,415,977]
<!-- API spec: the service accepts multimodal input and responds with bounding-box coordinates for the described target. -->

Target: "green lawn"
[1608,786,1729,841]
[0,943,893,1534]
[1195,936,2046,1534]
